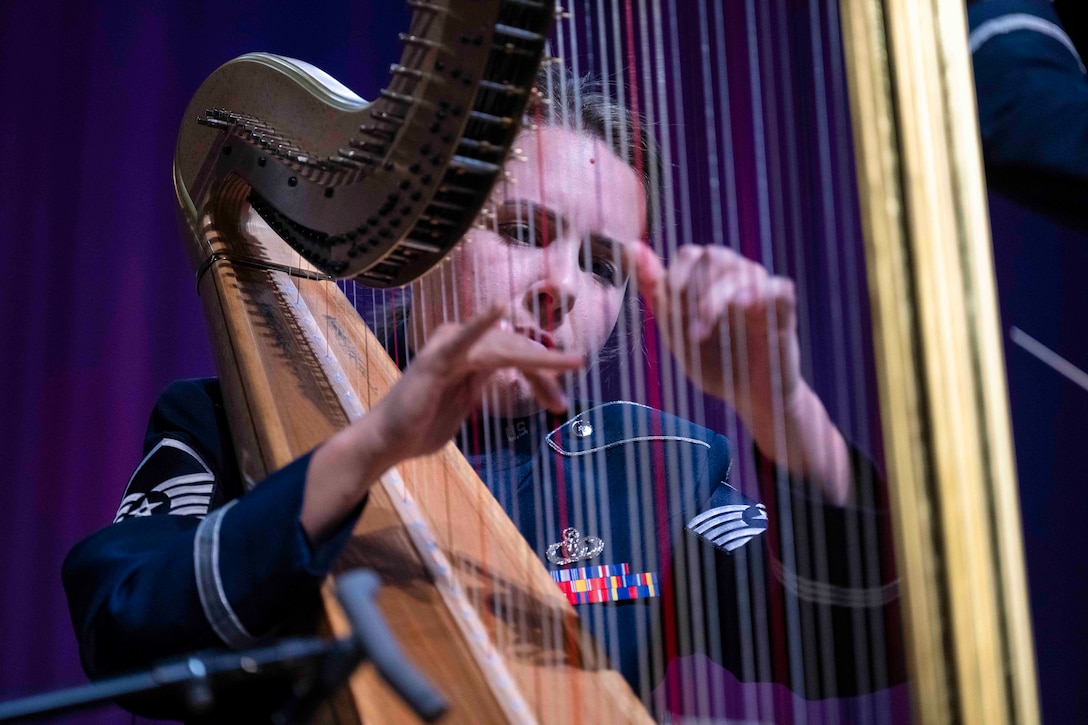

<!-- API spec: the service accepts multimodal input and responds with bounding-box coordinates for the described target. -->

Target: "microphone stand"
[0,571,447,723]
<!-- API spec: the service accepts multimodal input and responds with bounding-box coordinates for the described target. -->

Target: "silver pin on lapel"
[547,527,604,565]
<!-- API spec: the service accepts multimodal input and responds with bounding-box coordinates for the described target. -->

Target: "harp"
[172,1,1038,724]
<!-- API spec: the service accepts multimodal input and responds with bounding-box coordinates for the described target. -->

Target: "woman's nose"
[524,243,580,327]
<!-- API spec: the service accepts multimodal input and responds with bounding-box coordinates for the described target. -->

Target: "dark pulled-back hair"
[529,64,662,235]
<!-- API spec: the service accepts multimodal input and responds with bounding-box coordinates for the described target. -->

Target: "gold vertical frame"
[837,1,1039,723]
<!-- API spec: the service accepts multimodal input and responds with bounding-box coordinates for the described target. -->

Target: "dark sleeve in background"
[970,2,1088,721]
[969,0,1088,224]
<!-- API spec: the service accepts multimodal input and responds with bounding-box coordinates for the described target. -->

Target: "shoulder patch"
[686,482,768,553]
[114,438,216,522]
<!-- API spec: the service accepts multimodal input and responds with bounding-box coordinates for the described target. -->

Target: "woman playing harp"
[63,68,904,722]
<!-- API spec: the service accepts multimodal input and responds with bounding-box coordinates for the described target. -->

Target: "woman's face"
[410,125,646,416]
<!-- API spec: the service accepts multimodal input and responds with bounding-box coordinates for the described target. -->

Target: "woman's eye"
[498,222,535,245]
[590,256,620,285]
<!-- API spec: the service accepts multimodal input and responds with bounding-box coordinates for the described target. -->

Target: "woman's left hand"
[630,242,852,504]
[630,242,800,427]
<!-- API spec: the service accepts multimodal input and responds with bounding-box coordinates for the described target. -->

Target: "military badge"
[114,438,216,522]
[686,502,768,553]
[546,527,604,566]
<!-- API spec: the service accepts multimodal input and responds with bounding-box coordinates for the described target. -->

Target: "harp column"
[837,1,1039,724]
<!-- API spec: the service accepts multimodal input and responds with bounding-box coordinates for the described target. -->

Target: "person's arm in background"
[969,0,1088,222]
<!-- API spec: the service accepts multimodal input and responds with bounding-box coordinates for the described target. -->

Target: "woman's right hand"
[302,306,583,541]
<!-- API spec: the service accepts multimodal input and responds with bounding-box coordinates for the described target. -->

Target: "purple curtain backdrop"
[3,0,1082,723]
[0,2,407,722]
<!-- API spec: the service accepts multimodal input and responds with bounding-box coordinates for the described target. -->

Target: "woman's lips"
[514,326,556,350]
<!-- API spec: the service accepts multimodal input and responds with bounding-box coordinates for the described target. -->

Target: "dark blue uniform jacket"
[63,379,902,721]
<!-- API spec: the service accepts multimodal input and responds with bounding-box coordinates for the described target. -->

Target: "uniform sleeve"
[969,0,1088,218]
[681,434,904,699]
[62,379,360,682]
[750,443,904,697]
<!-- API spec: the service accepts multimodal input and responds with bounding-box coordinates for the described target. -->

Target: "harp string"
[656,0,704,714]
[747,0,807,715]
[591,0,635,687]
[757,0,828,715]
[706,2,767,718]
[806,0,867,704]
[556,17,606,717]
[696,0,736,717]
[798,8,846,702]
[823,8,896,705]
[800,0,848,706]
[824,0,892,705]
[712,5,771,714]
[630,0,677,701]
[581,9,630,712]
[808,0,850,708]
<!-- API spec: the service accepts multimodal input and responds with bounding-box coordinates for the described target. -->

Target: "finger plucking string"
[628,241,666,316]
[440,304,507,354]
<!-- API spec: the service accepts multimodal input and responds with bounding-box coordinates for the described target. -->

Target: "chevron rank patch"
[550,563,659,604]
[686,502,768,553]
[114,438,216,522]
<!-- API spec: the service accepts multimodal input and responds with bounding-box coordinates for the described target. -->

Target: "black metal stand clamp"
[0,571,447,723]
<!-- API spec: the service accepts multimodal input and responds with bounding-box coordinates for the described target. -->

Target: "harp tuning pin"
[478,79,526,97]
[338,148,381,165]
[380,88,416,105]
[370,109,404,124]
[359,124,396,140]
[398,32,442,50]
[198,116,233,131]
[390,63,424,79]
[348,138,383,153]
